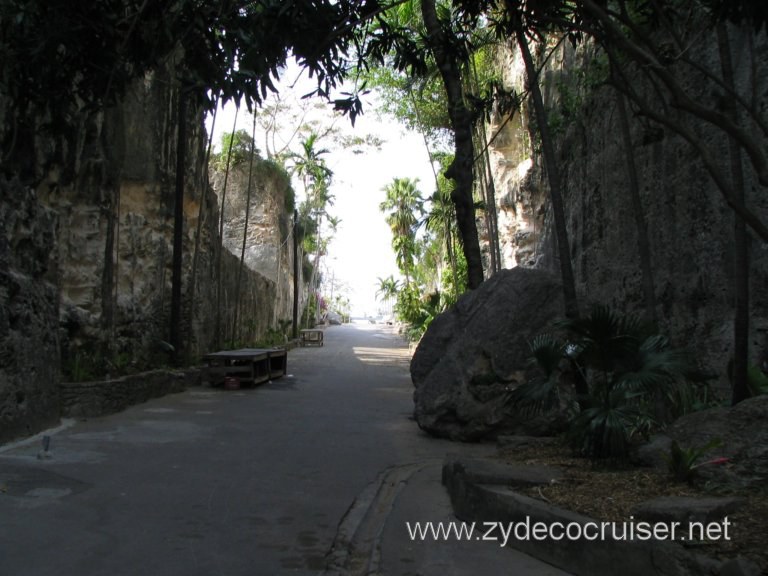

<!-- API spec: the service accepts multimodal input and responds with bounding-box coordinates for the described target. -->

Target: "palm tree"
[289,133,335,327]
[380,177,424,287]
[289,132,332,198]
[376,275,401,318]
[421,184,460,300]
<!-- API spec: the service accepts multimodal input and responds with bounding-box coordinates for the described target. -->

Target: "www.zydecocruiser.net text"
[406,517,732,548]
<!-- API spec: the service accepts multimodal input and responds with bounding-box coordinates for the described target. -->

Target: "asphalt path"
[0,321,569,576]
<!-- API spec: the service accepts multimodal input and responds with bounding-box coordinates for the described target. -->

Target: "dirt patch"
[500,438,768,572]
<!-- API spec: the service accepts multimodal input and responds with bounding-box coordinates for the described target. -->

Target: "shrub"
[665,439,727,484]
[513,305,699,461]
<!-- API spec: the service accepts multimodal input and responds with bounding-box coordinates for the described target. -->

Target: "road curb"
[442,455,729,576]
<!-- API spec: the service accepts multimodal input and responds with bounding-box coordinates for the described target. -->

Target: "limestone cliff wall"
[211,160,298,331]
[0,178,61,441]
[488,31,768,391]
[0,59,297,443]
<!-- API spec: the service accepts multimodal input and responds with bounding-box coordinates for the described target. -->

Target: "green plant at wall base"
[65,350,98,382]
[225,339,250,350]
[301,293,320,329]
[108,351,134,375]
[254,324,291,348]
[513,306,697,462]
[510,334,566,417]
[664,439,727,484]
[747,365,768,396]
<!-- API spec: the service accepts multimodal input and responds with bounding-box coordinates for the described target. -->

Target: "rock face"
[211,160,298,326]
[43,65,297,373]
[488,34,768,396]
[667,395,768,489]
[0,61,299,443]
[0,179,61,443]
[411,268,564,441]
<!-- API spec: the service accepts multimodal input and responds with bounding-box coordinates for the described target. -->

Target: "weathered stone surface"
[442,454,562,487]
[497,434,558,451]
[668,395,768,488]
[60,368,197,418]
[719,556,763,576]
[631,434,673,469]
[211,160,297,326]
[411,267,564,441]
[1,59,301,443]
[490,34,768,397]
[630,495,744,525]
[0,178,61,443]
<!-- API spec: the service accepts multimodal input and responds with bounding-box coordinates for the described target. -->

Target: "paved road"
[1,321,569,576]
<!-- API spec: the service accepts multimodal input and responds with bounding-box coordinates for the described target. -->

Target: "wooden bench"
[299,329,324,347]
[202,347,288,387]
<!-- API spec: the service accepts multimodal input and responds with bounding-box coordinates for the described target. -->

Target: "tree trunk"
[232,114,257,345]
[479,121,503,273]
[409,87,461,296]
[469,54,502,274]
[474,125,497,274]
[446,219,459,300]
[616,89,657,325]
[292,209,299,339]
[514,23,580,319]
[187,95,217,362]
[420,0,484,289]
[215,107,239,348]
[717,24,750,405]
[307,211,323,328]
[170,89,186,364]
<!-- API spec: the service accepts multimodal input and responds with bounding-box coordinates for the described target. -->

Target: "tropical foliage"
[513,307,700,461]
[380,177,424,284]
[211,129,260,171]
[377,168,468,339]
[287,132,338,327]
[664,439,726,484]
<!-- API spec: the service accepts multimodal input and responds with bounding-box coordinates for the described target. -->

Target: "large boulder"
[411,268,564,441]
[667,395,768,488]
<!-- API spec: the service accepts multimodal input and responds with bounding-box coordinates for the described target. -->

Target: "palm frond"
[509,375,560,417]
[528,333,565,378]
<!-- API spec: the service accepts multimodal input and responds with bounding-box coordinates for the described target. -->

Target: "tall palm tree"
[380,177,424,287]
[289,133,335,327]
[376,275,401,318]
[289,132,332,199]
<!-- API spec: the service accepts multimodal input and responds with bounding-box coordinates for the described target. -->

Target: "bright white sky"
[205,63,435,317]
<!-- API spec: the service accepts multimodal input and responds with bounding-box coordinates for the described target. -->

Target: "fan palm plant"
[514,306,696,461]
